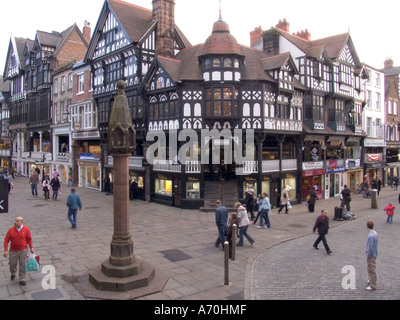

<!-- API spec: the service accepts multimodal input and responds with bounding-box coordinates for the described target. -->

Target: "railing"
[282,159,297,171]
[153,160,182,172]
[185,161,201,173]
[107,156,144,168]
[243,161,258,174]
[262,160,279,173]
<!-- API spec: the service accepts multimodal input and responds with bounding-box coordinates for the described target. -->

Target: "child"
[383,202,395,224]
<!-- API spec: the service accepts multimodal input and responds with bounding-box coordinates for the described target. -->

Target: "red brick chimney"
[295,29,311,41]
[153,0,176,58]
[250,26,263,47]
[83,21,91,43]
[276,19,290,33]
[384,58,394,69]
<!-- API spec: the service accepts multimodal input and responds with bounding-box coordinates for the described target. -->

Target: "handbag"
[25,254,40,272]
[287,201,292,210]
[306,194,311,202]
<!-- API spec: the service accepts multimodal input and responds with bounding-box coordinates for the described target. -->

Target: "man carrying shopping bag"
[3,217,35,286]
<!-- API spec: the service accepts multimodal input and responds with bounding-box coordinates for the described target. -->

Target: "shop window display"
[186,181,200,199]
[155,179,172,196]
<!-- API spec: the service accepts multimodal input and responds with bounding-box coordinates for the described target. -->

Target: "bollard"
[232,224,237,261]
[371,189,378,209]
[224,241,229,285]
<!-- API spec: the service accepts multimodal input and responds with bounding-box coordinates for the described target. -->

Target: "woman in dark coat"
[308,188,318,213]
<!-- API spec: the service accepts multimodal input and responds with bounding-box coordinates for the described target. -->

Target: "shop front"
[153,173,175,206]
[129,169,145,201]
[181,176,203,209]
[77,154,102,191]
[302,166,326,200]
[345,159,363,192]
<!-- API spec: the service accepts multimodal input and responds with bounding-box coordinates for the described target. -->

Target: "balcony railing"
[107,156,144,168]
[153,160,182,173]
[185,161,201,173]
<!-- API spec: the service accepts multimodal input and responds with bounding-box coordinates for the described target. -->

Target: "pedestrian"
[42,175,50,200]
[66,188,82,229]
[278,185,290,214]
[383,202,395,224]
[68,169,73,186]
[29,170,39,197]
[340,185,351,212]
[215,200,228,249]
[365,220,378,291]
[307,187,318,213]
[235,202,255,247]
[104,175,111,195]
[312,209,332,255]
[130,179,138,200]
[50,175,61,200]
[3,217,35,286]
[394,175,398,191]
[244,189,255,221]
[377,178,382,196]
[225,212,240,259]
[256,192,271,229]
[253,194,263,225]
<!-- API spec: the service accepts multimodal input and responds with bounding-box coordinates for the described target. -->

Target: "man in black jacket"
[313,209,332,255]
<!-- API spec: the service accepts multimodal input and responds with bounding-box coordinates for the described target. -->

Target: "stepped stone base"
[74,259,169,300]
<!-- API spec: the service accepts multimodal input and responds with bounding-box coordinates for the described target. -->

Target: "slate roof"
[157,19,305,90]
[267,27,361,67]
[108,0,153,43]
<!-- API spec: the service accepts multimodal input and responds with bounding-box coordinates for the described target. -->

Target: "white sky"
[1,0,399,74]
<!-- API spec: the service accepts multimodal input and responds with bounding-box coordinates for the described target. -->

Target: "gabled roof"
[268,27,362,67]
[86,0,191,61]
[260,52,298,73]
[3,36,33,78]
[108,0,153,43]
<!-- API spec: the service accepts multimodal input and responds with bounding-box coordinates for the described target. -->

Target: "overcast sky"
[1,0,399,75]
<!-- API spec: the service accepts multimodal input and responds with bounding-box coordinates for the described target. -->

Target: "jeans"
[313,233,331,253]
[258,209,270,228]
[215,225,227,248]
[68,208,78,228]
[238,225,254,246]
[387,215,393,224]
[31,184,38,196]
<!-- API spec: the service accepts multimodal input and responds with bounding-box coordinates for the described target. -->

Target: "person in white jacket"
[235,202,255,247]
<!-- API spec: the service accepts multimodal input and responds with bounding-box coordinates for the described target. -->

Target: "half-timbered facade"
[3,24,89,177]
[252,20,367,198]
[86,0,306,208]
[85,0,191,200]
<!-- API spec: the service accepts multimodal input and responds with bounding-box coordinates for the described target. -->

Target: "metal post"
[232,224,237,261]
[224,241,229,285]
[371,189,378,209]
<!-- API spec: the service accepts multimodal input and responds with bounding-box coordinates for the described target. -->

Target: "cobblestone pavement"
[248,209,400,300]
[0,176,399,300]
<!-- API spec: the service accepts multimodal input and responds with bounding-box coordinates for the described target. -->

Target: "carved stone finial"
[108,80,136,154]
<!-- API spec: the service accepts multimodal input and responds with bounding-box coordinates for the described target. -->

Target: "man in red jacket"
[3,217,35,286]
